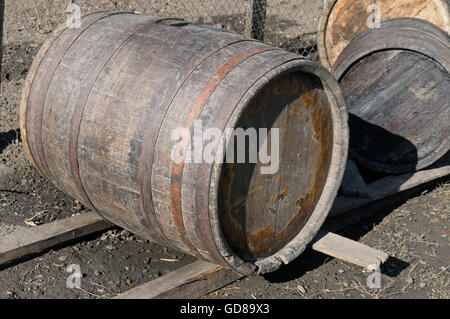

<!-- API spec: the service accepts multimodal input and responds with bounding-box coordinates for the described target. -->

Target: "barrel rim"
[209,59,349,275]
[333,18,450,173]
[317,0,341,71]
[317,0,450,71]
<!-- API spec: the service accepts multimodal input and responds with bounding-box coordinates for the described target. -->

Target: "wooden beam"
[0,211,113,266]
[114,260,244,299]
[312,232,389,269]
[330,165,450,217]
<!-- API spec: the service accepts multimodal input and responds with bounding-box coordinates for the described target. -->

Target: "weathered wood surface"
[113,260,243,299]
[318,0,450,70]
[0,212,113,266]
[218,73,334,262]
[20,12,348,275]
[330,165,450,217]
[2,163,446,297]
[312,232,389,268]
[115,230,389,299]
[333,18,450,174]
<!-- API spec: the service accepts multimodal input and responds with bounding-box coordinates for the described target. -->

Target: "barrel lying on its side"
[20,12,348,275]
[333,18,450,174]
[318,0,450,71]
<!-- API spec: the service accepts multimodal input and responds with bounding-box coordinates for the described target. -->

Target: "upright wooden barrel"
[333,18,450,174]
[318,0,450,71]
[20,12,348,275]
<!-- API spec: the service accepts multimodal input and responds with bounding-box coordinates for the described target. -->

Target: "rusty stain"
[289,104,296,116]
[326,0,450,65]
[245,225,277,256]
[261,85,333,258]
[172,162,183,175]
[169,46,271,256]
[299,84,319,109]
[219,76,335,260]
[271,185,289,203]
[194,266,223,280]
[232,185,265,209]
[287,89,333,240]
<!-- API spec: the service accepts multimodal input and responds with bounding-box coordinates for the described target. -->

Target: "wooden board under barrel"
[318,0,450,70]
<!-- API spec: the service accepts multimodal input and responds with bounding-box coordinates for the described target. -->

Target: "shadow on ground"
[0,129,20,154]
[262,177,449,284]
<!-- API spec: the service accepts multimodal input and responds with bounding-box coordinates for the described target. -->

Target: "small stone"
[338,269,344,274]
[297,285,306,294]
[105,245,115,250]
[58,256,67,262]
[406,277,414,284]
[419,282,426,288]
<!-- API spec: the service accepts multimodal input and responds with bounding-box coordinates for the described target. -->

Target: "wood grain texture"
[20,13,349,275]
[113,260,243,299]
[312,232,389,268]
[333,19,450,174]
[318,0,450,70]
[0,212,112,266]
[330,165,450,217]
[217,72,333,261]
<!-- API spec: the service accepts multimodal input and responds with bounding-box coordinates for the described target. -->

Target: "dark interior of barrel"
[340,49,450,173]
[218,72,334,261]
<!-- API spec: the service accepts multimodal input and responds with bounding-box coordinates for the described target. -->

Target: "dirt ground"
[0,0,449,299]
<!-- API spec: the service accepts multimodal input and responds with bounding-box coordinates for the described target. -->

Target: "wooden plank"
[0,211,113,266]
[312,232,389,269]
[330,165,450,217]
[114,260,244,299]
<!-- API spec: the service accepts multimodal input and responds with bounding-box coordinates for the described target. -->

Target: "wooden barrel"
[20,12,349,275]
[318,0,450,71]
[333,18,450,174]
